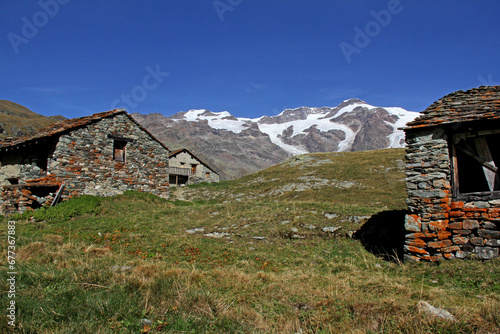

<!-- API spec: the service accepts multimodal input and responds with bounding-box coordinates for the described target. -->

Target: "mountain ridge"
[132,99,419,180]
[0,99,418,180]
[0,100,66,139]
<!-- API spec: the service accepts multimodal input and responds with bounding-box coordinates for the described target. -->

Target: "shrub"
[22,195,103,223]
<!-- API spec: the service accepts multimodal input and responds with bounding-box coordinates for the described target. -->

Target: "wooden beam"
[450,143,460,197]
[456,143,498,173]
[51,182,66,207]
[474,137,499,191]
[108,134,135,143]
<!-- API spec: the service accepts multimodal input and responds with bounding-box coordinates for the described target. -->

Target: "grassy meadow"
[1,149,499,333]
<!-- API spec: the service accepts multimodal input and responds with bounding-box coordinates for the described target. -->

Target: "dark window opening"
[113,140,127,162]
[7,178,19,185]
[33,157,48,173]
[1,137,57,174]
[191,164,198,174]
[30,185,60,198]
[452,132,500,197]
[169,174,189,186]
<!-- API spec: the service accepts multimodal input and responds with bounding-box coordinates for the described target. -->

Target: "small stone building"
[168,148,220,186]
[0,109,170,215]
[403,86,500,261]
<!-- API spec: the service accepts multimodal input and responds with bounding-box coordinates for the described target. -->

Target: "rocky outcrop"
[132,114,291,180]
[132,99,418,179]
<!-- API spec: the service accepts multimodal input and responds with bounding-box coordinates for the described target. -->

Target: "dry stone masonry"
[403,86,500,261]
[168,149,220,186]
[0,109,170,215]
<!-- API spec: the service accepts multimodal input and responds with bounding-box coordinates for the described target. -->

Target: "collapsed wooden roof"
[405,85,500,130]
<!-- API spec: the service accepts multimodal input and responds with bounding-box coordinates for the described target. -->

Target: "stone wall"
[0,176,61,215]
[0,138,58,185]
[1,113,170,215]
[48,114,170,198]
[169,151,219,185]
[404,127,500,261]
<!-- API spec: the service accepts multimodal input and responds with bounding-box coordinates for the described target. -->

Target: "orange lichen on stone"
[428,240,453,249]
[437,231,452,240]
[406,246,428,255]
[407,238,426,247]
[450,211,465,218]
[450,201,465,210]
[429,220,448,231]
[448,221,463,229]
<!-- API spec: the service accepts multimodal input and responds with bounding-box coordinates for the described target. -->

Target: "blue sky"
[1,1,500,119]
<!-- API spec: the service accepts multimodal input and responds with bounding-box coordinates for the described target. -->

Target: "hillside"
[174,148,408,211]
[132,99,419,180]
[4,148,499,333]
[0,100,65,139]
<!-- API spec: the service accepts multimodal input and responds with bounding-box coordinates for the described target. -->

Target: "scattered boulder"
[204,232,230,238]
[110,265,133,273]
[349,216,371,224]
[417,301,456,321]
[322,226,342,233]
[324,213,339,220]
[186,228,205,234]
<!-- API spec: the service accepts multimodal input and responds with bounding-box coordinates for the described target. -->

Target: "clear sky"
[1,0,500,119]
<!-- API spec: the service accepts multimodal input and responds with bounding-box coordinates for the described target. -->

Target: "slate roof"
[405,85,500,130]
[0,109,169,151]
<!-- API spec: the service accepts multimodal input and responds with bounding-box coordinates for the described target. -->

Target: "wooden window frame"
[450,129,500,201]
[191,164,198,174]
[113,140,127,162]
[108,135,134,163]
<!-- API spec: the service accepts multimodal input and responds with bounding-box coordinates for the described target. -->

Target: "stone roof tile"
[0,108,169,152]
[406,85,500,130]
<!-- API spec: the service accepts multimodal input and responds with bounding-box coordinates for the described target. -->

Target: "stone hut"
[169,148,220,186]
[0,109,170,215]
[403,86,500,261]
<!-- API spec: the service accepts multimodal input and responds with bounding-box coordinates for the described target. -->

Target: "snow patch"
[384,108,420,148]
[172,105,420,154]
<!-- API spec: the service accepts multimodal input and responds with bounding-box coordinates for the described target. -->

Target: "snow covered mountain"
[132,99,419,180]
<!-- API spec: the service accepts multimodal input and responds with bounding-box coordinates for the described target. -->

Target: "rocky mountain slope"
[0,100,65,139]
[132,99,418,180]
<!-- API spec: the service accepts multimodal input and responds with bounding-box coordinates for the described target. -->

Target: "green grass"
[1,149,499,333]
